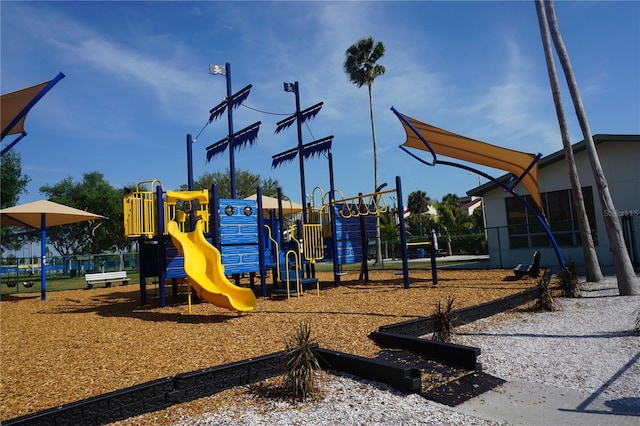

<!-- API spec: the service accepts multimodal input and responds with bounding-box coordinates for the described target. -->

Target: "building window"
[505,187,597,248]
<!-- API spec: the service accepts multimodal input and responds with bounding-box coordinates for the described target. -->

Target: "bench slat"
[85,271,128,289]
[85,272,127,281]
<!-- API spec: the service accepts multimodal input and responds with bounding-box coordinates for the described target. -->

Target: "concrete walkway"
[451,378,640,425]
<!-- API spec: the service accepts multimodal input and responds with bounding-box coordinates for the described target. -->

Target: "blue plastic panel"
[221,244,260,274]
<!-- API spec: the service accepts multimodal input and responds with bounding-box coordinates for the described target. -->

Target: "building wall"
[483,138,640,270]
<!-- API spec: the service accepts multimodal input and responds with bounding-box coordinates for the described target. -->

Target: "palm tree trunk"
[535,0,603,282]
[544,0,638,295]
[368,83,383,264]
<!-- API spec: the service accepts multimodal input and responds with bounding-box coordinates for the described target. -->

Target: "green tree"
[344,36,386,264]
[406,190,431,236]
[180,169,280,199]
[1,150,31,254]
[433,193,475,255]
[40,172,126,255]
[1,150,30,208]
[379,210,400,259]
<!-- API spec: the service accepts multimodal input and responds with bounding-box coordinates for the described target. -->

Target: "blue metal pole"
[328,153,340,286]
[40,213,47,300]
[156,185,166,307]
[187,133,194,190]
[277,187,285,246]
[396,176,410,289]
[294,82,308,224]
[257,186,267,297]
[187,133,195,232]
[225,63,236,199]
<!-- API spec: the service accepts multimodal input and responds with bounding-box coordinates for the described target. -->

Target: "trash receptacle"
[417,248,425,258]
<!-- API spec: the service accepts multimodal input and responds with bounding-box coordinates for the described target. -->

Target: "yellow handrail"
[284,250,301,299]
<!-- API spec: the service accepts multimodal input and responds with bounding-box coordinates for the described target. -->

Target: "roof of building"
[466,134,639,197]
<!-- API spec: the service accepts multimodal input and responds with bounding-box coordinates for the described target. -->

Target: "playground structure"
[122,174,428,311]
[120,65,438,312]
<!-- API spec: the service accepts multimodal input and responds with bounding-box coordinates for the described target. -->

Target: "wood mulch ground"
[0,268,538,422]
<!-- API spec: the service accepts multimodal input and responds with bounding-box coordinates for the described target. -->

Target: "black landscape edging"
[315,347,422,393]
[3,346,425,426]
[369,331,480,371]
[3,352,288,426]
[378,286,538,337]
[4,286,539,425]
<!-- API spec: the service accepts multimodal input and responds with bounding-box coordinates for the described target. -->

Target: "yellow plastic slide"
[167,220,256,312]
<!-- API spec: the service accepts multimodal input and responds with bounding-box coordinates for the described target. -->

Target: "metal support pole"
[396,176,410,289]
[328,153,340,286]
[224,63,237,199]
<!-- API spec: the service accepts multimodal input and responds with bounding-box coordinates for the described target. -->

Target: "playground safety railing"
[302,224,324,262]
[165,190,210,235]
[123,181,161,238]
[123,184,212,238]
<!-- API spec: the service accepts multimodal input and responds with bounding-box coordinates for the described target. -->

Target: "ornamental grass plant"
[558,259,581,298]
[533,270,557,312]
[432,296,457,342]
[281,320,321,402]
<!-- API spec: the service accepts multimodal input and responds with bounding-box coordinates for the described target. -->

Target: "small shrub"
[558,259,581,298]
[281,320,321,402]
[533,270,557,311]
[634,307,640,333]
[432,296,457,342]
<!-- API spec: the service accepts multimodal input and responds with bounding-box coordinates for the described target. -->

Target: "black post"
[396,176,410,289]
[430,229,438,287]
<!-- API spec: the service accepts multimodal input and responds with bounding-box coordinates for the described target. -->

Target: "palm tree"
[434,194,475,255]
[379,210,400,259]
[534,0,603,283]
[543,0,638,295]
[407,190,431,236]
[344,36,386,264]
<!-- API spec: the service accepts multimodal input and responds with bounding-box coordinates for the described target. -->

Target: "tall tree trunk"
[535,0,603,282]
[369,83,383,264]
[544,0,639,295]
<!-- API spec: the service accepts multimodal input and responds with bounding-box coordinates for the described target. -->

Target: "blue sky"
[2,0,639,210]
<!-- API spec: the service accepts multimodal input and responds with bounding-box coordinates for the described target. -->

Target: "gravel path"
[169,277,640,426]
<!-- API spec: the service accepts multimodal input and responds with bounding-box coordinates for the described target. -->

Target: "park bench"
[513,251,541,279]
[85,271,129,289]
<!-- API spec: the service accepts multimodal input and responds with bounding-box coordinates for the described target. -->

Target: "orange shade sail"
[1,80,52,137]
[395,110,543,212]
